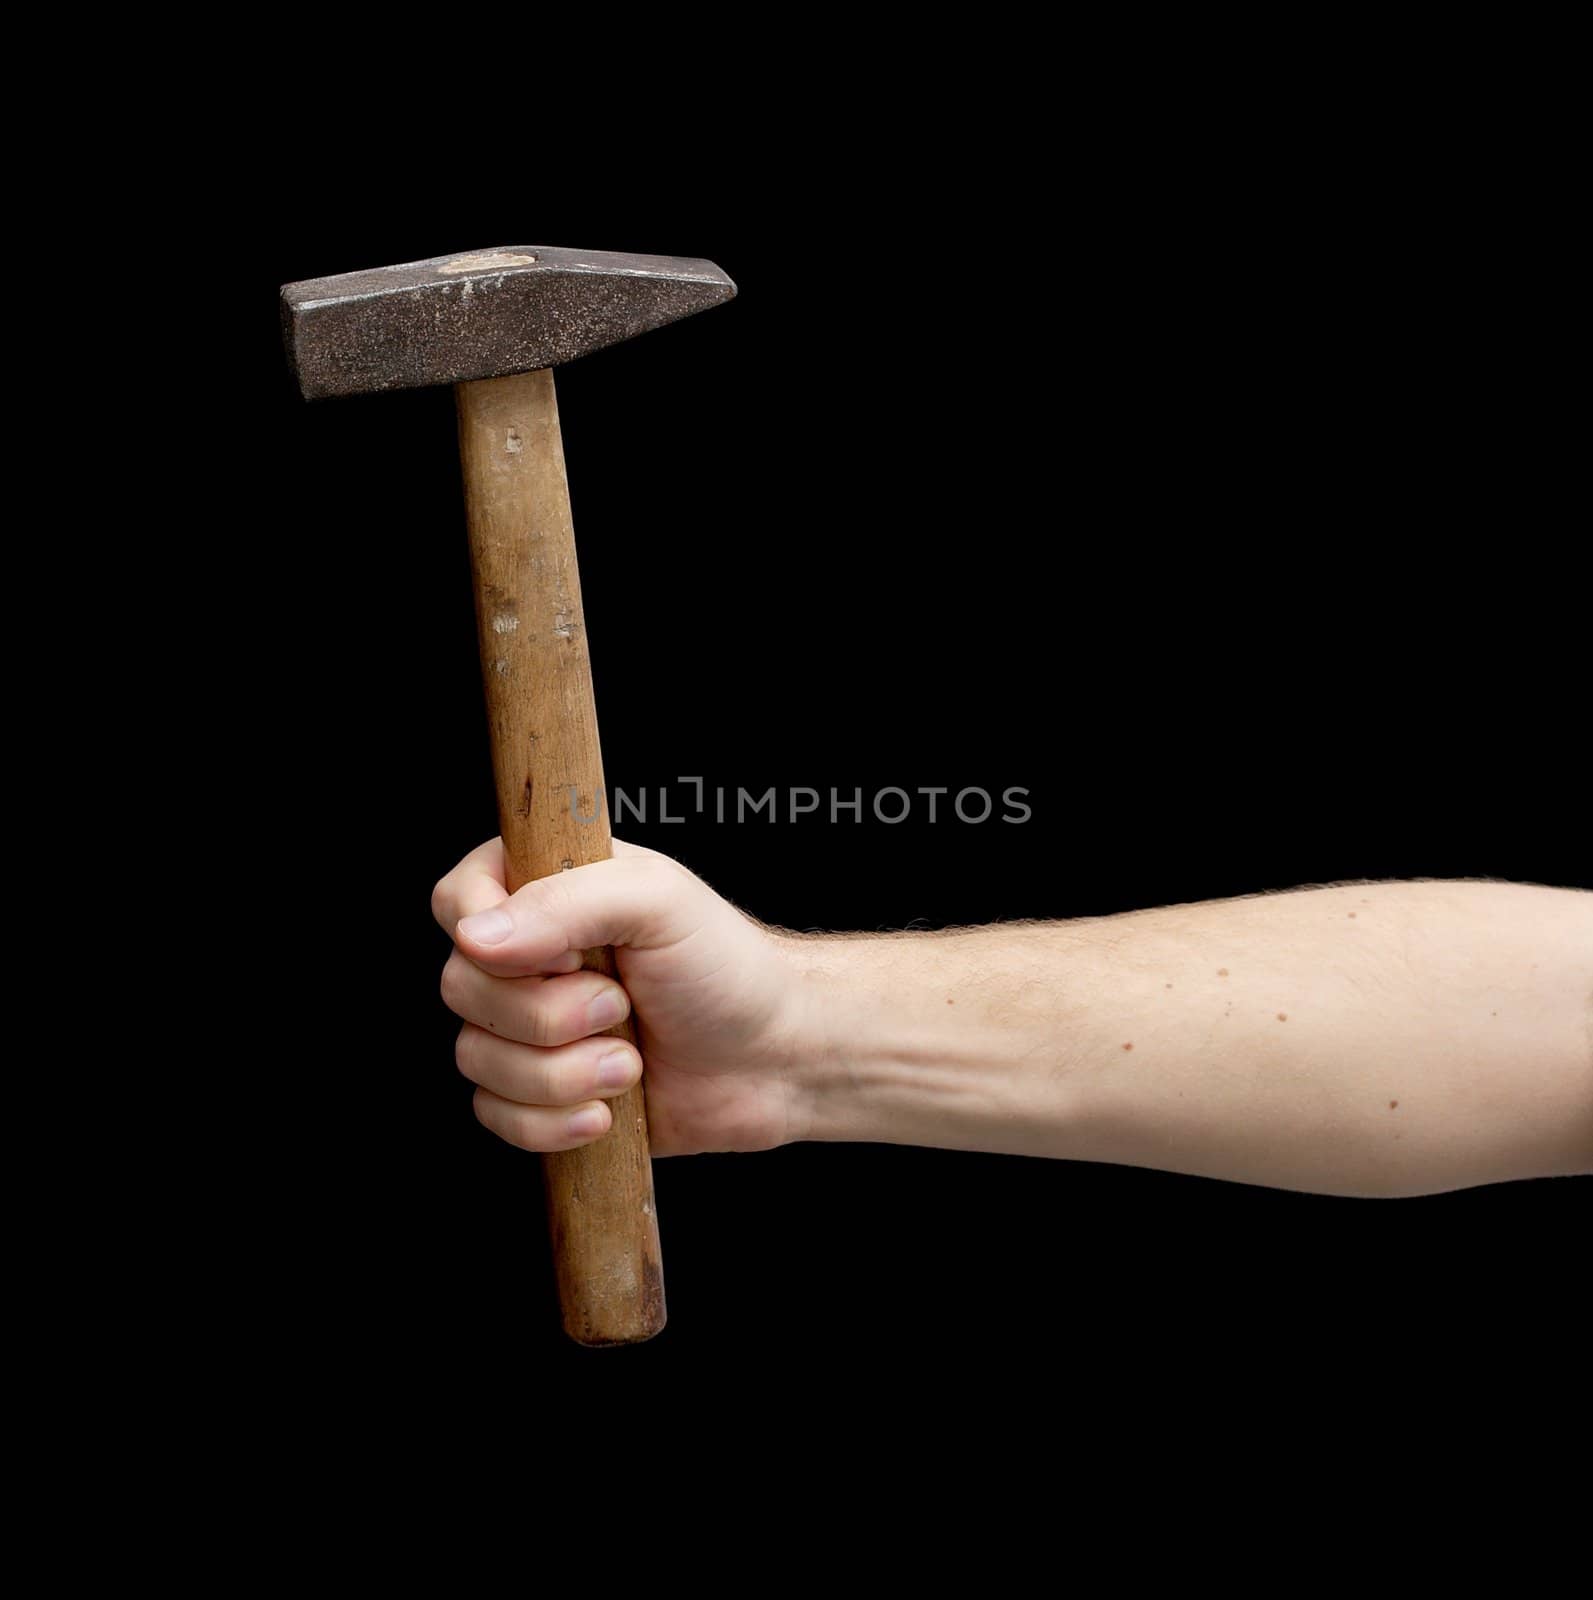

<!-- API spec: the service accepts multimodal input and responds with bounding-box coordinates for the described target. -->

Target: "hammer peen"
[280,245,737,1345]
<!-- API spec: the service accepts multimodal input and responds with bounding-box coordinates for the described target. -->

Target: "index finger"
[431,837,508,933]
[431,837,587,976]
[436,837,667,933]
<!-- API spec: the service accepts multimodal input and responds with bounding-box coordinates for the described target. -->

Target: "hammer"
[279,245,736,1344]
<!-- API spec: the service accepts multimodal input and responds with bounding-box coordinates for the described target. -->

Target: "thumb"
[454,844,711,978]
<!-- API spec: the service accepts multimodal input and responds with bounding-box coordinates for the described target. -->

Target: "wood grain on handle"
[455,369,665,1346]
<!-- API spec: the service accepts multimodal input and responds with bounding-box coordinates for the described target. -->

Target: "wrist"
[774,928,1076,1153]
[775,933,890,1144]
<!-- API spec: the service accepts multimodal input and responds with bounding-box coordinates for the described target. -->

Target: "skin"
[433,839,1593,1198]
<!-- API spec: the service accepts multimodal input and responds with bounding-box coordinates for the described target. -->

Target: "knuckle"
[629,852,680,891]
[522,994,558,1048]
[501,1111,536,1152]
[471,1087,496,1133]
[475,1090,529,1152]
[439,954,467,1013]
[454,1024,478,1081]
[513,1108,555,1153]
[528,874,579,928]
[430,873,452,926]
[543,1056,580,1106]
[655,851,697,886]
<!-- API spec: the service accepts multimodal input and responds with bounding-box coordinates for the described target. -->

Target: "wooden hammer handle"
[455,369,665,1346]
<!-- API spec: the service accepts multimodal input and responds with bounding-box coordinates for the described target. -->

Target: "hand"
[432,838,812,1156]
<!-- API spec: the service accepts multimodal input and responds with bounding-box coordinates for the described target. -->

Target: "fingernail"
[550,951,584,974]
[586,988,629,1029]
[568,1107,608,1138]
[597,1049,636,1089]
[458,908,513,946]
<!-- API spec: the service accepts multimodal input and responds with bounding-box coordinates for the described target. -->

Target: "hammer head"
[280,245,735,401]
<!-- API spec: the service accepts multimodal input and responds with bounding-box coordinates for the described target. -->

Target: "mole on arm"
[1389,1100,1399,1109]
[1122,1042,1134,1051]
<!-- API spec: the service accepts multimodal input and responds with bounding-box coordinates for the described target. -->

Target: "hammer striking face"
[280,245,736,400]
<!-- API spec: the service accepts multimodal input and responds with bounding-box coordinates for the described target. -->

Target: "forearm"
[782,880,1593,1196]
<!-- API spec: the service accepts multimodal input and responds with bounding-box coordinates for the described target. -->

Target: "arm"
[433,846,1593,1198]
[783,879,1593,1197]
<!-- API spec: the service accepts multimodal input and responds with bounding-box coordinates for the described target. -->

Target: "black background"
[220,132,1585,1425]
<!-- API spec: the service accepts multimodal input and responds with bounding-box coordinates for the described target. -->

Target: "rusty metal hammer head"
[280,245,736,401]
